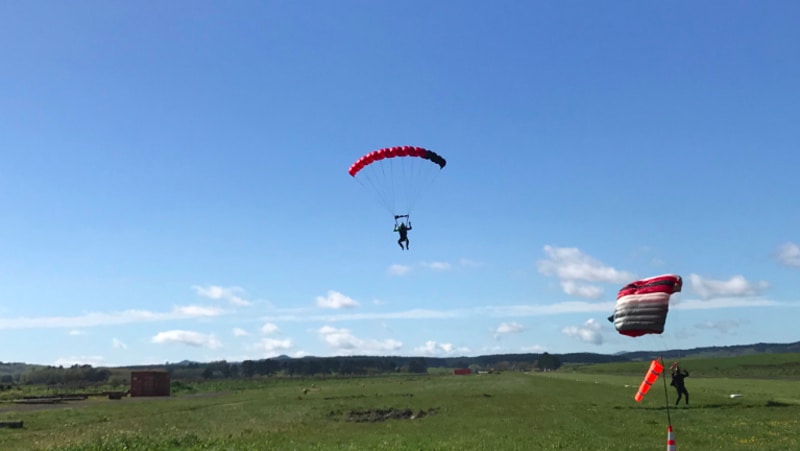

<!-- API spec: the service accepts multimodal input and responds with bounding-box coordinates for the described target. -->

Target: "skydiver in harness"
[670,363,690,406]
[394,215,412,250]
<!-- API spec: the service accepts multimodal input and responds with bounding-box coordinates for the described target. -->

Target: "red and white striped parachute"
[610,274,683,337]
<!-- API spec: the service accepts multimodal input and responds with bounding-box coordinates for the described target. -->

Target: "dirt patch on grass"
[331,407,439,423]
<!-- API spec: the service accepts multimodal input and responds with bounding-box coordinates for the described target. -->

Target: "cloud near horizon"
[694,319,744,334]
[388,258,480,276]
[493,321,525,339]
[151,330,222,349]
[776,242,800,267]
[316,291,360,309]
[420,261,451,271]
[317,325,402,355]
[54,356,106,367]
[261,322,279,334]
[0,305,227,330]
[0,294,787,333]
[193,285,253,307]
[689,274,769,299]
[562,318,604,345]
[388,264,413,276]
[414,340,464,356]
[537,245,635,299]
[252,338,293,356]
[112,338,128,350]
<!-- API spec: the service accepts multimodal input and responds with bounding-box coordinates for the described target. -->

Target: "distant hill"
[3,341,799,377]
[615,341,800,362]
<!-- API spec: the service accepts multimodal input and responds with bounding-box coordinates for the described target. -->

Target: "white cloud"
[414,340,458,356]
[193,285,253,307]
[673,297,780,310]
[112,338,128,350]
[537,245,635,298]
[459,258,483,268]
[485,301,617,317]
[257,295,792,324]
[253,338,293,356]
[694,320,743,334]
[232,328,249,337]
[494,321,525,339]
[689,274,769,299]
[562,318,604,345]
[388,264,413,276]
[390,260,477,276]
[316,291,360,309]
[261,322,279,334]
[317,325,402,355]
[522,344,547,353]
[560,280,604,299]
[777,242,800,267]
[421,261,452,271]
[54,356,105,367]
[0,305,228,330]
[68,330,87,336]
[174,305,226,317]
[151,330,222,349]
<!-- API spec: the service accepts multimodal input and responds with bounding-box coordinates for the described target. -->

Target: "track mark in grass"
[766,400,791,407]
[323,394,367,400]
[328,407,440,423]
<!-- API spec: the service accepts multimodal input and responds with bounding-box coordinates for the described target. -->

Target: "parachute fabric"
[611,274,683,337]
[347,146,446,217]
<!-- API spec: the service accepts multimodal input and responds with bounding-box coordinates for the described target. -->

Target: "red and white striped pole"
[666,425,676,451]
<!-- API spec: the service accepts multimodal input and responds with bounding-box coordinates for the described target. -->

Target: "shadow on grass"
[613,400,796,410]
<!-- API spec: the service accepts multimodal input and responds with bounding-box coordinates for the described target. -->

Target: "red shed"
[453,368,472,376]
[130,370,171,397]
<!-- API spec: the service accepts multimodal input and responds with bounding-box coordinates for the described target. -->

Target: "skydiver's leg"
[674,389,682,405]
[398,238,404,249]
[683,388,689,405]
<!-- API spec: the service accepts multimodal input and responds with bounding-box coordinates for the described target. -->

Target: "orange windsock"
[634,359,663,402]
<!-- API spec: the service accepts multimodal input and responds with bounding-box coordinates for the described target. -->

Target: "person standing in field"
[670,364,690,405]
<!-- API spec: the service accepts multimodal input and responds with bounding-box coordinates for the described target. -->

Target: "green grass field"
[1,360,799,450]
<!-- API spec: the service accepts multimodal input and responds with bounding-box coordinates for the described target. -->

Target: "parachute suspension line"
[349,147,447,223]
[404,157,424,215]
[378,156,390,215]
[355,171,393,216]
[369,166,396,215]
[405,156,418,213]
[389,157,397,215]
[407,164,443,214]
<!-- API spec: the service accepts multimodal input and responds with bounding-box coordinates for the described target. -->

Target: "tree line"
[3,353,563,387]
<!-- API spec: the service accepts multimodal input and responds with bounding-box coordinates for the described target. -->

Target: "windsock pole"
[661,356,675,449]
[660,356,673,426]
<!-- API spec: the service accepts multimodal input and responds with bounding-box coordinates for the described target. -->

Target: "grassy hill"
[568,352,800,379]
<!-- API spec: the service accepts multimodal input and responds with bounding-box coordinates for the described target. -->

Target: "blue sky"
[2,1,799,367]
